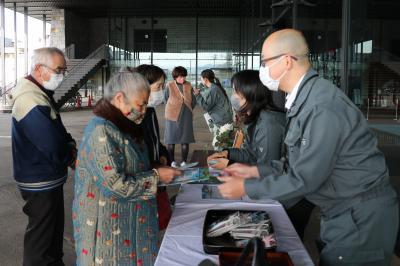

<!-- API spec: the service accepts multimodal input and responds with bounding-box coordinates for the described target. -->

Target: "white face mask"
[230,94,243,112]
[148,90,164,107]
[43,73,64,91]
[259,56,287,92]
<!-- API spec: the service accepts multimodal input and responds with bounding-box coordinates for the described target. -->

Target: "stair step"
[54,49,106,106]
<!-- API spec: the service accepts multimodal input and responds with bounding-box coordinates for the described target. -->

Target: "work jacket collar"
[287,69,319,118]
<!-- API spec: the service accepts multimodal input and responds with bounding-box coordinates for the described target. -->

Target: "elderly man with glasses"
[11,47,76,266]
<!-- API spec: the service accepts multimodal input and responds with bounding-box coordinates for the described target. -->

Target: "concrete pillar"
[50,8,66,50]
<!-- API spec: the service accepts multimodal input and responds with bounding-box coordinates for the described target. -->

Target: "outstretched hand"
[193,88,201,95]
[157,167,181,184]
[207,150,228,161]
[223,163,260,179]
[208,158,229,170]
[217,175,246,199]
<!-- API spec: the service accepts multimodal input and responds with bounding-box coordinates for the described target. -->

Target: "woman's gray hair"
[30,47,65,73]
[104,67,150,101]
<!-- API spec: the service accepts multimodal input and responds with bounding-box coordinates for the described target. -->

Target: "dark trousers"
[286,198,315,240]
[20,186,65,266]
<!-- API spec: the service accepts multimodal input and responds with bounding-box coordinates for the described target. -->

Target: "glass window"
[5,7,15,85]
[347,0,400,117]
[297,0,342,87]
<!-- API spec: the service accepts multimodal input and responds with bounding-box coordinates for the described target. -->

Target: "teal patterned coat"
[72,116,160,266]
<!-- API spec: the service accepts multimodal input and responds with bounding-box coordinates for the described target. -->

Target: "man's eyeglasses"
[260,54,298,67]
[42,65,68,76]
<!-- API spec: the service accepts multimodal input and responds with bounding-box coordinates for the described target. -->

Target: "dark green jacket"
[228,110,285,165]
[195,83,233,126]
[245,69,396,216]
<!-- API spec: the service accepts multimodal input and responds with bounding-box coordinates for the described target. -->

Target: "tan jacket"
[165,81,193,121]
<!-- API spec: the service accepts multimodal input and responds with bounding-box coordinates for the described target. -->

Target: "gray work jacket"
[245,69,396,217]
[195,83,233,126]
[228,110,285,165]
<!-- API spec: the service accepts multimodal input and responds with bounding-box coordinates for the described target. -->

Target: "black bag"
[219,237,294,266]
[197,238,266,266]
[233,237,268,266]
[199,237,294,266]
[198,259,217,266]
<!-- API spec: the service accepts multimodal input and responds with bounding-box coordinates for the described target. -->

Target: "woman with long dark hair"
[133,64,173,231]
[194,69,233,136]
[134,64,169,166]
[208,69,285,170]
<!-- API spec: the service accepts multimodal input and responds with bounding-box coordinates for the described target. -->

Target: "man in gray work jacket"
[218,29,398,266]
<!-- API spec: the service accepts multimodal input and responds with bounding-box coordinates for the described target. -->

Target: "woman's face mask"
[200,77,209,87]
[230,91,246,112]
[148,78,165,107]
[126,107,146,124]
[122,93,147,124]
[148,90,164,107]
[176,76,186,84]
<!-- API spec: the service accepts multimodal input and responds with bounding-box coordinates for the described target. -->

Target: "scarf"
[93,98,144,142]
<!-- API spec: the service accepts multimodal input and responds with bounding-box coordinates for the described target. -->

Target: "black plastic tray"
[202,209,277,255]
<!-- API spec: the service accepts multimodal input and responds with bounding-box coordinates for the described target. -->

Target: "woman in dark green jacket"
[194,69,233,136]
[208,70,285,169]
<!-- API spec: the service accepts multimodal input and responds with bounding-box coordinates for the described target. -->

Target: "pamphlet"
[159,167,222,186]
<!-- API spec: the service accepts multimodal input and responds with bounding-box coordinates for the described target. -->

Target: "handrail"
[0,81,17,97]
[61,44,107,82]
[372,47,400,62]
[0,81,17,108]
[54,44,108,107]
[64,44,76,59]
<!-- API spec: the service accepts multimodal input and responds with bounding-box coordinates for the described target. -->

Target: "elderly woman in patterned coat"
[72,69,180,266]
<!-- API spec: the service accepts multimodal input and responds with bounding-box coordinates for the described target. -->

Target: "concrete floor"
[0,106,399,266]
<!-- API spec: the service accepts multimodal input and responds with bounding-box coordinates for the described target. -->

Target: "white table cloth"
[155,184,314,266]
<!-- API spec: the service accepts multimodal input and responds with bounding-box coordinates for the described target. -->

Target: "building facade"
[0,0,399,118]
